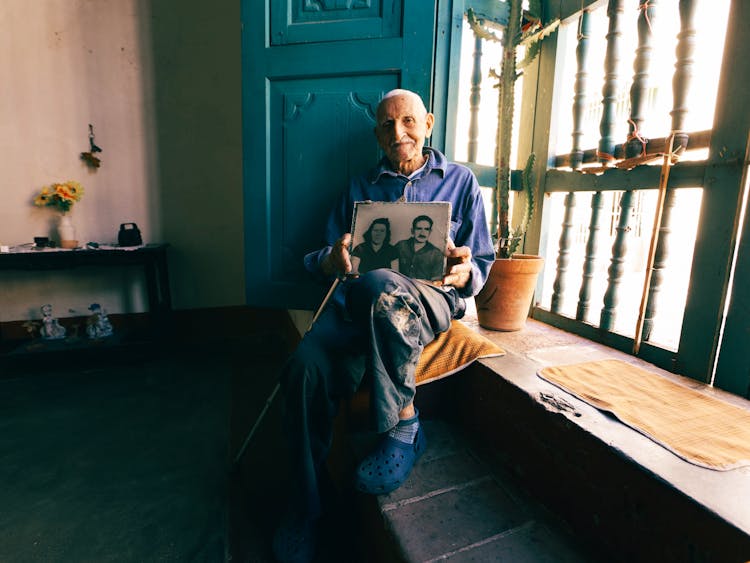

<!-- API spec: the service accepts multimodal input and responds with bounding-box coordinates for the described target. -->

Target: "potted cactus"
[470,0,557,330]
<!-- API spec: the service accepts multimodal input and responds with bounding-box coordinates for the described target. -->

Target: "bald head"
[377,89,429,118]
[374,89,435,175]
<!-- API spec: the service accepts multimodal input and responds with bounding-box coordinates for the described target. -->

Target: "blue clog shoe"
[354,424,426,495]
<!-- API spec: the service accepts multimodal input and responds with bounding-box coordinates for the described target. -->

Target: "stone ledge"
[296,306,750,561]
[457,316,750,561]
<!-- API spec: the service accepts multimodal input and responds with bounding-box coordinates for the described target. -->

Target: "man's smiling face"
[375,92,434,176]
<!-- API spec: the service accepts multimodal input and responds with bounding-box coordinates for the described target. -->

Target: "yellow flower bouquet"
[34,181,84,213]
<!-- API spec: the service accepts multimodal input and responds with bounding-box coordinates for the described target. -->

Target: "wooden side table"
[0,244,172,347]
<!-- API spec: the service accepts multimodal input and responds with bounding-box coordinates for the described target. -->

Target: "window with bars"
[537,0,730,357]
[447,0,749,397]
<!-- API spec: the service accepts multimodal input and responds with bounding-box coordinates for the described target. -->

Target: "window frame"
[525,0,749,392]
[439,0,750,396]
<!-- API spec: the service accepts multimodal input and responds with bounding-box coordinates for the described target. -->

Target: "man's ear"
[425,113,435,137]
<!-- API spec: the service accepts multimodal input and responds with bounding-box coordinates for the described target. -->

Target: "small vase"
[58,213,78,249]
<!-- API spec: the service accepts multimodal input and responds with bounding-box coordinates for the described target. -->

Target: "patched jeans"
[279,269,464,519]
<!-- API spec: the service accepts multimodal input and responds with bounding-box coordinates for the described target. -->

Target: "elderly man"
[273,89,494,563]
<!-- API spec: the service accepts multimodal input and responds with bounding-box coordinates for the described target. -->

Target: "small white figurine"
[40,304,66,340]
[86,303,113,339]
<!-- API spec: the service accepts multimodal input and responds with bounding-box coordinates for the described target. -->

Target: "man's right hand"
[322,233,353,278]
[442,238,473,289]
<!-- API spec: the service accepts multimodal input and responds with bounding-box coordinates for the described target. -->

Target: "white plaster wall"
[0,1,154,321]
[0,0,245,323]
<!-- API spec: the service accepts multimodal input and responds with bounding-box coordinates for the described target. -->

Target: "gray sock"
[388,413,419,444]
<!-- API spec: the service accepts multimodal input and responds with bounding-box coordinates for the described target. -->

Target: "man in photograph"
[394,214,445,281]
[273,88,494,563]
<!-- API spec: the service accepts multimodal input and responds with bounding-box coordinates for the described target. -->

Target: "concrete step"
[350,419,601,562]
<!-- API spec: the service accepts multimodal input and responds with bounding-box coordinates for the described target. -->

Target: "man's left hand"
[441,239,472,289]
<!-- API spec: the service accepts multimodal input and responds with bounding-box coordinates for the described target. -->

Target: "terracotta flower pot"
[475,254,544,331]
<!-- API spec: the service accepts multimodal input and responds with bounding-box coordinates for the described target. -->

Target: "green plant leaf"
[466,8,501,42]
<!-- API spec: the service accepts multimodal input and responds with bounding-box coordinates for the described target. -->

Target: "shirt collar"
[369,147,447,183]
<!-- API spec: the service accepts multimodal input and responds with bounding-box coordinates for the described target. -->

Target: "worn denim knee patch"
[374,281,421,338]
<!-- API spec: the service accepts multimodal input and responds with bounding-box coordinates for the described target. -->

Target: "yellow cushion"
[415,320,505,386]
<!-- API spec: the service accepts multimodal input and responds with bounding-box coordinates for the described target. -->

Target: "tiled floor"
[0,323,603,562]
[0,346,230,562]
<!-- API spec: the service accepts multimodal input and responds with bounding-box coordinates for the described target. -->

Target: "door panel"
[271,0,401,45]
[242,0,437,310]
[270,79,395,284]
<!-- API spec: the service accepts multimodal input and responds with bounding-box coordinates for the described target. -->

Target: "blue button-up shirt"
[304,148,495,298]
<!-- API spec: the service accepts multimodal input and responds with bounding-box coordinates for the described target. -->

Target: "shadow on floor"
[0,348,230,561]
[227,332,364,563]
[0,321,358,563]
[0,324,604,562]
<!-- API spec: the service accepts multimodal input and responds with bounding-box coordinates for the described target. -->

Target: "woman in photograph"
[350,217,399,275]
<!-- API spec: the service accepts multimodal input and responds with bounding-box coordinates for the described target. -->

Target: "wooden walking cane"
[633,133,677,355]
[233,277,342,466]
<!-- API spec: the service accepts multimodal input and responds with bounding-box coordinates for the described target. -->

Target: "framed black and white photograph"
[349,201,451,282]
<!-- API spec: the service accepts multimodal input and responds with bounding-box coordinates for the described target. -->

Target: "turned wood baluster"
[551,192,577,313]
[467,35,483,163]
[626,0,658,159]
[570,10,590,170]
[551,11,589,314]
[577,192,604,321]
[642,188,677,340]
[599,0,624,163]
[577,1,623,321]
[640,0,696,342]
[600,190,635,330]
[670,0,697,153]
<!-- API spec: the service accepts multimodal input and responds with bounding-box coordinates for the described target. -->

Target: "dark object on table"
[34,237,49,248]
[118,223,143,247]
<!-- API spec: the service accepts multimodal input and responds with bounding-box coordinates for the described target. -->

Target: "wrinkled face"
[412,220,432,243]
[375,94,434,172]
[370,223,387,245]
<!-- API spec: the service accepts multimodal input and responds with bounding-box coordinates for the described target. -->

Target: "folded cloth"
[538,359,750,471]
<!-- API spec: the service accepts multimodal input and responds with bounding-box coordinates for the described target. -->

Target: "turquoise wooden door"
[241,0,438,310]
